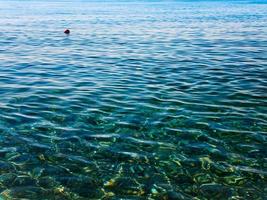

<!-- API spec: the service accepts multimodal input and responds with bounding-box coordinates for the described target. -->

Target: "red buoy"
[64,29,70,34]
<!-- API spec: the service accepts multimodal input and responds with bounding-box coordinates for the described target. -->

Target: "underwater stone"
[1,186,48,199]
[38,177,58,188]
[166,191,192,200]
[105,177,143,196]
[223,176,246,186]
[151,188,158,194]
[0,161,16,173]
[199,183,233,198]
[193,173,213,184]
[210,162,235,176]
[12,175,37,187]
[31,167,44,178]
[56,176,102,198]
[173,173,194,184]
[0,173,17,187]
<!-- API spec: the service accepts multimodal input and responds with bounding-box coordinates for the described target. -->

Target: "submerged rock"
[0,161,16,173]
[0,173,17,187]
[166,191,192,200]
[199,183,233,198]
[0,186,48,199]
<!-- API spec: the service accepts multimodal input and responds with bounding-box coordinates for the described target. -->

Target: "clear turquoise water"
[0,0,267,199]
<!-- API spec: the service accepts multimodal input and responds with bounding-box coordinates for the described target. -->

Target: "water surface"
[0,0,267,199]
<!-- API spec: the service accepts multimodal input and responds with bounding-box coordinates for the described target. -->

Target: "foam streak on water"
[0,0,267,199]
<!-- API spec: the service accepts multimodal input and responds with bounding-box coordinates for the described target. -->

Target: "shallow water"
[0,0,267,199]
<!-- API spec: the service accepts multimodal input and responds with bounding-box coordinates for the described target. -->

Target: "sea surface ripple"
[0,0,267,199]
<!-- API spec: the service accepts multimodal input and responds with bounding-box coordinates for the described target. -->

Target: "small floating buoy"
[64,29,70,34]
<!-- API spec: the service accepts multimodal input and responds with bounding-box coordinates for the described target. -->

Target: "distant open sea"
[0,0,266,199]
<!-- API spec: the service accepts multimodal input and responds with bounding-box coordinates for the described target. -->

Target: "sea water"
[0,0,266,199]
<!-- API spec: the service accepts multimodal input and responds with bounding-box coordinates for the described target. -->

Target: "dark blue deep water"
[0,0,267,199]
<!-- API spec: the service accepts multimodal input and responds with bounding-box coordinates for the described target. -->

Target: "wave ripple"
[0,0,267,199]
